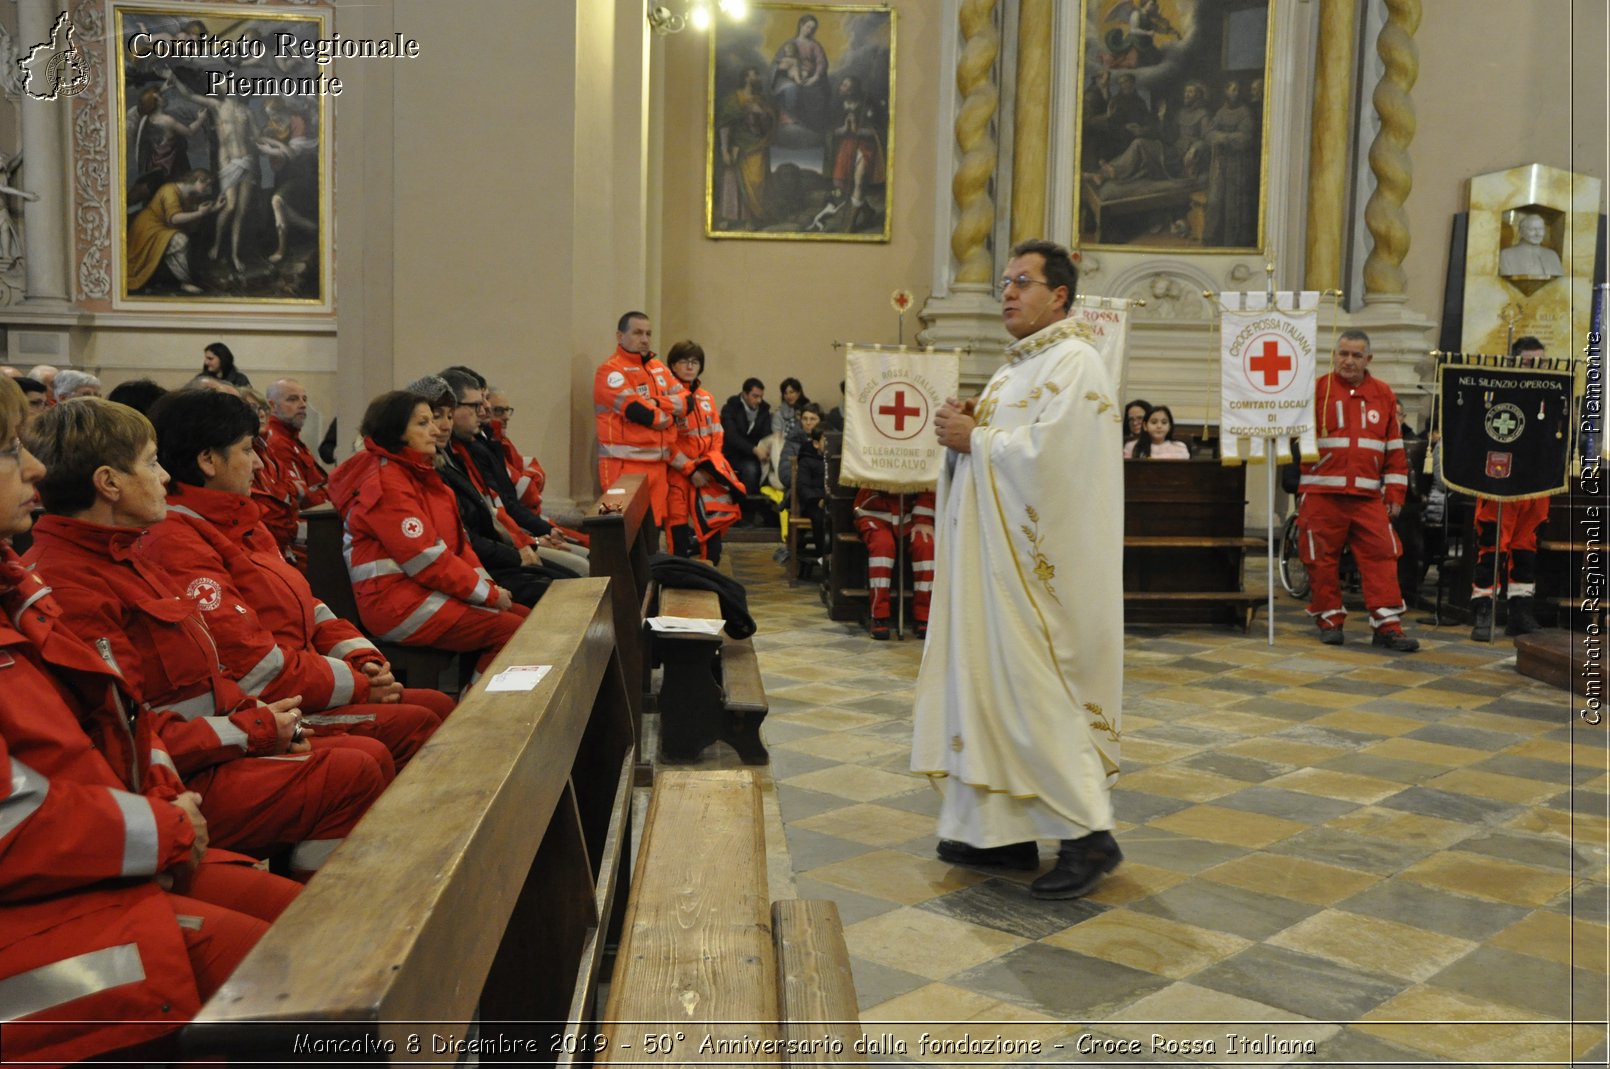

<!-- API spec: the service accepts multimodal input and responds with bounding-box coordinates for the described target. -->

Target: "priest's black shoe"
[936,839,1039,870]
[1029,830,1122,899]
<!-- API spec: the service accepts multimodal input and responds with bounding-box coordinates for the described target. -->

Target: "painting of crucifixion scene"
[1075,0,1272,251]
[706,3,894,242]
[115,5,330,307]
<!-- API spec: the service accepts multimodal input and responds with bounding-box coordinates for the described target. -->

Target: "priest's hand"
[935,400,975,454]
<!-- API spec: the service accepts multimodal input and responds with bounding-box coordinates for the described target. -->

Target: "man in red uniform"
[255,377,329,568]
[853,488,936,640]
[1296,329,1419,651]
[1469,335,1550,641]
[593,310,684,532]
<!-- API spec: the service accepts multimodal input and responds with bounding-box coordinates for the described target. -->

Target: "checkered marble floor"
[707,544,1609,1066]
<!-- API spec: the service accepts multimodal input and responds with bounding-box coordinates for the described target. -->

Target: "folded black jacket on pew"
[649,554,756,640]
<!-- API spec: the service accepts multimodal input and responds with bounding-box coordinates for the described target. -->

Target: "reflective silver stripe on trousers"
[379,591,450,642]
[325,637,375,660]
[400,540,448,577]
[0,944,146,1023]
[324,657,355,707]
[290,837,342,871]
[148,693,214,722]
[203,716,250,751]
[515,475,532,496]
[349,557,404,582]
[866,556,896,568]
[109,788,159,876]
[0,758,48,841]
[238,645,287,695]
[312,603,337,625]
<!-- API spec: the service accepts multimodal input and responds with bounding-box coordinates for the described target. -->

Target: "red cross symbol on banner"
[1243,334,1297,394]
[869,382,929,441]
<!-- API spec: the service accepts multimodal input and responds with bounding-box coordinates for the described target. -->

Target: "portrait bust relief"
[1499,210,1564,279]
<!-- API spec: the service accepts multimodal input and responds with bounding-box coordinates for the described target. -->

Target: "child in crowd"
[1124,404,1191,459]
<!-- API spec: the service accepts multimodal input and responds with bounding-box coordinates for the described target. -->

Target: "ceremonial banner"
[1070,295,1134,387]
[1438,363,1573,500]
[1219,291,1320,462]
[840,346,959,492]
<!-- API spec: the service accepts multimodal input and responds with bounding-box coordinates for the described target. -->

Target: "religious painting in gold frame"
[705,3,894,242]
[113,3,332,310]
[1073,0,1273,252]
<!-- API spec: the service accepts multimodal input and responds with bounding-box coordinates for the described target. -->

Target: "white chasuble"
[910,317,1125,846]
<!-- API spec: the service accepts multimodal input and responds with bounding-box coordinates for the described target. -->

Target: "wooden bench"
[302,505,459,691]
[1124,459,1264,630]
[185,578,637,1064]
[601,770,864,1065]
[582,473,658,782]
[655,585,769,764]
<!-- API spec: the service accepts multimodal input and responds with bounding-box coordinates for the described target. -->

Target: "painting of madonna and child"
[706,4,894,242]
[1076,0,1272,252]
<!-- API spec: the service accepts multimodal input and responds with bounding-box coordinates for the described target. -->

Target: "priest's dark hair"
[1009,238,1078,313]
[147,387,260,488]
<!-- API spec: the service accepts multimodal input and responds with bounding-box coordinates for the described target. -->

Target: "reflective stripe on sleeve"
[400,540,448,577]
[349,558,404,582]
[290,838,342,872]
[149,693,215,722]
[238,646,287,696]
[1299,475,1348,488]
[1357,438,1386,453]
[312,603,337,625]
[202,716,250,751]
[0,758,47,841]
[109,789,159,876]
[1315,437,1349,449]
[1355,477,1382,490]
[325,658,356,707]
[325,637,374,660]
[1384,474,1409,486]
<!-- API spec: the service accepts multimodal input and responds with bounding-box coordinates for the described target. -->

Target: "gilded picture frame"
[113,3,332,310]
[705,3,894,242]
[1073,0,1274,252]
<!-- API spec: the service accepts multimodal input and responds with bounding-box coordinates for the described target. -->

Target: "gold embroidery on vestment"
[1085,702,1121,743]
[1019,505,1059,602]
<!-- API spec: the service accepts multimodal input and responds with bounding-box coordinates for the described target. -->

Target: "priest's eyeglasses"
[995,274,1053,298]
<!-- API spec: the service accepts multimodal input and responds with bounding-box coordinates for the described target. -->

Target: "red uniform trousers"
[186,746,386,878]
[855,517,936,622]
[1298,492,1406,630]
[300,686,453,772]
[1472,496,1549,599]
[600,458,670,532]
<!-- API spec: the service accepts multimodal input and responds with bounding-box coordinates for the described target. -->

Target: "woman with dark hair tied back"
[201,342,252,388]
[328,389,529,672]
[0,376,306,1065]
[776,376,810,441]
[138,388,454,773]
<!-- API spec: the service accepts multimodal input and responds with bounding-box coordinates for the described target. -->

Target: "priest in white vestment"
[912,238,1126,900]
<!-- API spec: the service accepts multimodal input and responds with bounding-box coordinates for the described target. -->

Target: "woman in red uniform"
[137,388,454,769]
[665,340,746,563]
[328,390,529,669]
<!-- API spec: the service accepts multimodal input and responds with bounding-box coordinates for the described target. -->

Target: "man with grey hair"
[1295,329,1418,651]
[252,377,328,570]
[51,369,101,401]
[27,364,58,391]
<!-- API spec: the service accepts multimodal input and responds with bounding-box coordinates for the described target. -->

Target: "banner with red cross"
[1218,291,1320,463]
[839,345,960,493]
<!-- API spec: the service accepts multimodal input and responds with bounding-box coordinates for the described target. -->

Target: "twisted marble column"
[950,0,1000,285]
[1009,0,1051,246]
[1362,0,1420,300]
[1303,0,1357,291]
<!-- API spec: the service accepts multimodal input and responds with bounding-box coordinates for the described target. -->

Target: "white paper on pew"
[484,664,553,691]
[647,616,725,635]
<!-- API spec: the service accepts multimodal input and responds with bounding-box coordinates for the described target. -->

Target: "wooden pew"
[602,771,863,1066]
[582,473,657,782]
[655,586,769,764]
[185,578,636,1065]
[302,504,458,691]
[1124,459,1263,630]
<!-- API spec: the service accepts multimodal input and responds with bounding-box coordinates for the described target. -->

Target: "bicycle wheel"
[1279,513,1310,600]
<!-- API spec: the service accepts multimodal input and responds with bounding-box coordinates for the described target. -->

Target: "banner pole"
[896,493,907,640]
[1267,440,1276,646]
[1489,497,1504,630]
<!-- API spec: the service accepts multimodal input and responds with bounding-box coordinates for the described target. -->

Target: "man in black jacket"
[720,377,772,520]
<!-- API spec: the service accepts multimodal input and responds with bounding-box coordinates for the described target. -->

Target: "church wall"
[1398,0,1606,337]
[653,1,942,415]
